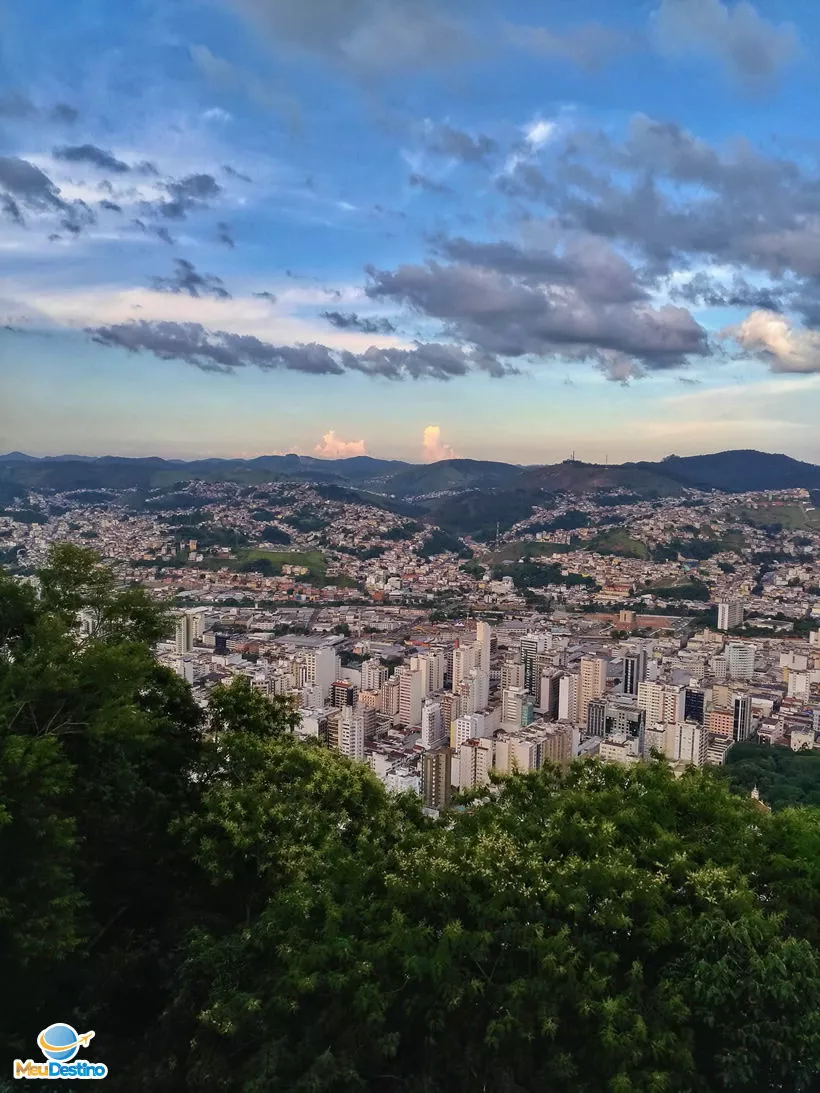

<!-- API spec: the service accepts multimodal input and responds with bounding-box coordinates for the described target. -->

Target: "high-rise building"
[587,699,607,737]
[175,613,194,656]
[361,658,388,692]
[536,668,562,717]
[684,687,705,725]
[717,601,744,632]
[397,665,424,727]
[726,643,755,681]
[338,706,365,761]
[457,737,493,789]
[733,693,752,742]
[453,713,488,748]
[520,633,549,693]
[578,656,607,726]
[677,721,707,766]
[305,647,341,702]
[379,676,401,717]
[410,654,431,698]
[441,691,461,738]
[421,747,453,810]
[330,680,357,708]
[420,700,445,750]
[475,621,492,673]
[707,708,734,737]
[452,644,476,690]
[622,649,647,697]
[637,681,685,726]
[427,649,448,693]
[501,659,525,691]
[558,673,579,723]
[501,686,534,728]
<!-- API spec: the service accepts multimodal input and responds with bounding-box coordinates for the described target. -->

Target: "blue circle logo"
[37,1024,87,1063]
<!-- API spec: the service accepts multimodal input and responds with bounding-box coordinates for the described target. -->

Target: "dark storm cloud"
[99,199,122,213]
[54,144,130,173]
[424,123,497,164]
[156,173,222,219]
[85,319,505,380]
[51,103,79,124]
[1,195,24,226]
[0,156,65,210]
[671,271,784,311]
[321,310,396,334]
[224,0,474,75]
[408,172,453,196]
[223,164,252,182]
[505,22,631,71]
[253,291,278,303]
[366,259,707,371]
[151,259,231,299]
[651,0,799,92]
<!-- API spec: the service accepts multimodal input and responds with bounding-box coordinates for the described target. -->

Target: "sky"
[2,0,820,465]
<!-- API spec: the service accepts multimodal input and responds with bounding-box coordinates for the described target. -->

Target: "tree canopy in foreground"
[3,546,820,1092]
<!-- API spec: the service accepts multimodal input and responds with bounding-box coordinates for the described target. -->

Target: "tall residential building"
[475,621,492,673]
[457,737,493,790]
[420,700,446,750]
[726,643,755,681]
[427,649,447,693]
[587,699,607,737]
[677,721,708,767]
[410,654,432,698]
[494,730,544,774]
[175,613,194,656]
[452,644,476,689]
[733,693,752,742]
[501,659,526,691]
[361,658,388,692]
[708,708,734,737]
[622,649,648,697]
[441,692,461,738]
[501,687,534,728]
[558,673,579,723]
[578,655,608,727]
[717,601,744,631]
[338,706,365,761]
[542,723,574,769]
[305,647,341,702]
[421,747,453,811]
[379,676,401,718]
[453,713,488,749]
[637,681,685,726]
[537,669,562,718]
[397,665,424,727]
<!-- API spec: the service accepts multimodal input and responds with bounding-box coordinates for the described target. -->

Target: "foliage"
[418,528,472,559]
[7,551,820,1091]
[721,742,820,811]
[643,579,711,602]
[495,560,598,592]
[259,524,292,545]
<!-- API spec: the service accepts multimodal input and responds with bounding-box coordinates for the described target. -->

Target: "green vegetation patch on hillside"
[735,503,820,531]
[586,528,649,559]
[486,540,572,563]
[238,548,326,577]
[722,742,820,810]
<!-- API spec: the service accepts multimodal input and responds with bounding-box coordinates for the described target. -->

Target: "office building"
[684,687,705,725]
[733,693,752,742]
[587,699,607,737]
[305,647,340,702]
[558,673,579,723]
[501,686,534,728]
[421,747,453,811]
[520,633,549,692]
[578,656,608,726]
[708,708,734,738]
[717,601,744,632]
[622,649,647,697]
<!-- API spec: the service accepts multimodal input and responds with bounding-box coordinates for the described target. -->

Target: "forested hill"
[5,545,820,1091]
[2,447,820,500]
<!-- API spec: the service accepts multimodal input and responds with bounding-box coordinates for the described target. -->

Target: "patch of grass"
[585,528,649,559]
[485,540,571,563]
[238,549,326,577]
[735,504,820,531]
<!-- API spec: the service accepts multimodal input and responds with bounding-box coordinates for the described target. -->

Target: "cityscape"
[4,450,819,811]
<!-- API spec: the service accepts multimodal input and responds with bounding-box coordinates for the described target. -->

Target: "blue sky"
[2,0,820,464]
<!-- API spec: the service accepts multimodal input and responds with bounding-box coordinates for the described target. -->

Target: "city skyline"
[4,0,820,462]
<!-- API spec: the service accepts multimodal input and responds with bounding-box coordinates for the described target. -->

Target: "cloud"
[148,173,222,220]
[51,104,79,125]
[53,144,130,173]
[191,43,302,127]
[423,123,497,164]
[422,424,456,462]
[85,319,506,379]
[224,0,475,76]
[1,195,24,226]
[506,22,630,71]
[408,172,453,196]
[150,259,231,299]
[0,91,37,119]
[216,221,235,247]
[524,118,557,151]
[0,155,94,234]
[651,0,799,91]
[724,310,820,373]
[314,430,367,458]
[321,310,396,334]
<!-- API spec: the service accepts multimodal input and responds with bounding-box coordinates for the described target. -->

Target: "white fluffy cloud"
[726,309,820,373]
[314,430,367,458]
[421,424,456,462]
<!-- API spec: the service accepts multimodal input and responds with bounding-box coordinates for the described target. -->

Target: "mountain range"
[2,449,819,539]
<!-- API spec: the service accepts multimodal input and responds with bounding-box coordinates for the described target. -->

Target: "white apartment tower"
[717,601,744,631]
